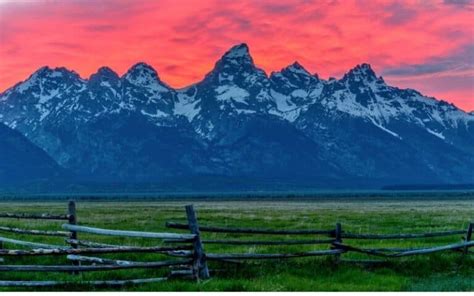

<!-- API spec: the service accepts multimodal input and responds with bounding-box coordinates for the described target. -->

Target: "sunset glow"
[0,0,473,110]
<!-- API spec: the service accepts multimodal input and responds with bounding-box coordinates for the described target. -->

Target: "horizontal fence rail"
[0,226,70,237]
[63,239,193,259]
[333,241,474,257]
[0,213,69,220]
[63,224,196,240]
[201,238,335,245]
[65,239,120,248]
[0,259,192,272]
[0,278,168,287]
[67,255,149,266]
[206,249,345,260]
[166,222,334,235]
[0,245,192,256]
[67,251,192,265]
[0,236,65,249]
[342,230,465,240]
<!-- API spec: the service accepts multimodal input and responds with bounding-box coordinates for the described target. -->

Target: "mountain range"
[1,43,473,191]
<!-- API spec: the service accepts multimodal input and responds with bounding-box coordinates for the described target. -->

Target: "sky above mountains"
[0,0,473,111]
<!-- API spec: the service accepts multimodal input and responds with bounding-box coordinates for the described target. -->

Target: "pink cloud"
[0,0,472,110]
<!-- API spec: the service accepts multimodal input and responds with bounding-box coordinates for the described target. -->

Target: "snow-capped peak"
[203,43,266,87]
[223,43,251,59]
[30,66,80,81]
[123,62,168,90]
[270,61,320,91]
[125,62,159,78]
[218,43,255,68]
[89,66,119,83]
[95,66,119,78]
[284,61,311,76]
[343,63,381,83]
[32,66,53,77]
[5,66,82,97]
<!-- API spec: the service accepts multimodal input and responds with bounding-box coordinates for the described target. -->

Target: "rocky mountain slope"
[0,122,63,185]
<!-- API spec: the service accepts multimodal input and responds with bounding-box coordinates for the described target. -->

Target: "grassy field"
[0,198,472,291]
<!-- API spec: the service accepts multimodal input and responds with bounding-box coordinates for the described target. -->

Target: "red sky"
[0,0,473,111]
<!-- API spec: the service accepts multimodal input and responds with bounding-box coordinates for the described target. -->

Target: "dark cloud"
[164,64,180,72]
[47,42,84,50]
[327,46,344,52]
[257,2,297,14]
[0,0,143,20]
[324,24,343,38]
[169,37,194,44]
[383,2,418,25]
[2,45,20,55]
[256,0,323,16]
[383,44,474,76]
[172,6,256,43]
[83,24,121,32]
[443,0,474,8]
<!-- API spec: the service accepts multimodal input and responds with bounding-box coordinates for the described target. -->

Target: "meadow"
[0,195,472,291]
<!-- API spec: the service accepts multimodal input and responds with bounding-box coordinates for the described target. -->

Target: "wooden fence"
[0,201,206,287]
[0,201,472,287]
[166,214,473,263]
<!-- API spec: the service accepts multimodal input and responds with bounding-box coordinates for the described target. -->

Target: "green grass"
[0,199,472,291]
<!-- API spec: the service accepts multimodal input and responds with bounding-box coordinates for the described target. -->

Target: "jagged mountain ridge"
[0,43,473,187]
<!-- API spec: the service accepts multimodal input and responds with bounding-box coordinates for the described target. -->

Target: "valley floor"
[0,197,472,291]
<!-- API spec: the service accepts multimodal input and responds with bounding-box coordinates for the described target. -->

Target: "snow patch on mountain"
[426,128,445,140]
[175,90,201,122]
[215,85,249,104]
[271,90,295,112]
[291,89,308,98]
[368,117,402,139]
[141,109,168,118]
[236,109,256,114]
[16,78,36,93]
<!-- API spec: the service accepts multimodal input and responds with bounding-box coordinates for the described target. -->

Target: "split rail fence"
[0,201,471,288]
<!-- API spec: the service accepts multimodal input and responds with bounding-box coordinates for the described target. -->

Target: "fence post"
[185,205,210,280]
[464,222,473,255]
[0,236,3,265]
[333,222,342,264]
[68,200,79,274]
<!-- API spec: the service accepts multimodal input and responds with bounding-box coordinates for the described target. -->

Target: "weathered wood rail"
[166,222,334,235]
[0,278,168,287]
[0,259,193,272]
[341,230,466,239]
[0,245,192,256]
[0,226,69,237]
[0,202,472,288]
[206,249,344,260]
[201,238,335,245]
[333,241,474,257]
[62,224,195,240]
[0,213,69,220]
[0,236,65,249]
